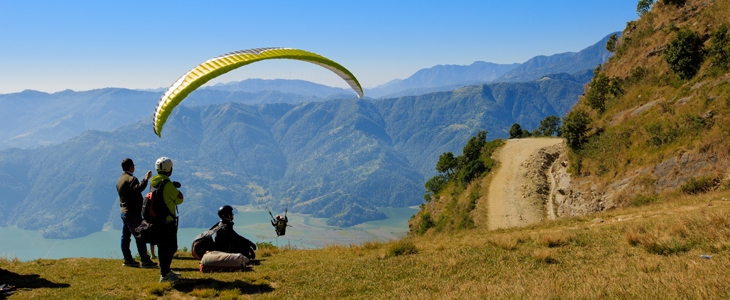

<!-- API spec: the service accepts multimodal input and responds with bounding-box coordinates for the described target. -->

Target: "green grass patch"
[681,176,720,195]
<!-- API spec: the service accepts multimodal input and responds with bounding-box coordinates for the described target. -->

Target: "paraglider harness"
[269,208,291,237]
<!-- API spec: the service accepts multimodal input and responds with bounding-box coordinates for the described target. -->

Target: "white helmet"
[155,157,173,173]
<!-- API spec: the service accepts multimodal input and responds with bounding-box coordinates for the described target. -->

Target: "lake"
[0,207,418,261]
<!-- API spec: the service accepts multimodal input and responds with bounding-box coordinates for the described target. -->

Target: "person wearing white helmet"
[150,156,185,283]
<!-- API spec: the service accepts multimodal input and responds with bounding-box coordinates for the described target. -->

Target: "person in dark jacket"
[214,205,257,260]
[116,158,157,268]
[271,214,289,237]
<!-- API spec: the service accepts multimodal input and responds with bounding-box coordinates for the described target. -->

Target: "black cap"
[121,158,134,171]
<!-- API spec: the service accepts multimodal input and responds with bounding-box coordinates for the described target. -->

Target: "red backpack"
[133,179,172,243]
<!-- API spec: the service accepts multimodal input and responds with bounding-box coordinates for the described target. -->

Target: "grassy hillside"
[2,190,729,299]
[564,0,730,207]
[4,1,730,299]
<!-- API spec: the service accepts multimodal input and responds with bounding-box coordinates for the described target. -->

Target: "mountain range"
[0,32,614,238]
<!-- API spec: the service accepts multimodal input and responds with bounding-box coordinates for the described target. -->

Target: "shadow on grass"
[173,278,273,295]
[172,267,201,272]
[173,256,199,261]
[247,259,262,266]
[0,268,70,290]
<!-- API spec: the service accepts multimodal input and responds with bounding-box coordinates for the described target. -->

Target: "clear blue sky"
[0,0,640,94]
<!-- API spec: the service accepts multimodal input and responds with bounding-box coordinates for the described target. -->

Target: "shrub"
[424,174,448,200]
[637,0,654,16]
[680,176,719,194]
[436,152,457,177]
[642,238,691,255]
[708,25,730,72]
[387,240,418,257]
[631,194,660,207]
[585,73,610,113]
[462,130,487,163]
[509,123,523,139]
[417,212,434,235]
[606,33,619,52]
[662,0,686,6]
[608,76,624,97]
[561,109,592,150]
[256,241,277,249]
[664,29,705,80]
[459,160,486,185]
[644,122,678,147]
[537,116,561,137]
[628,66,647,85]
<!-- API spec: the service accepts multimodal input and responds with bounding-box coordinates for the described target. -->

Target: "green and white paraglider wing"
[153,47,364,137]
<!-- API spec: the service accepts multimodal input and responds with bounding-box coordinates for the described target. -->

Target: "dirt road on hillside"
[487,138,564,230]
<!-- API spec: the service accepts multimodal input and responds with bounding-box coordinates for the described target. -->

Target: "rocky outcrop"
[547,150,730,218]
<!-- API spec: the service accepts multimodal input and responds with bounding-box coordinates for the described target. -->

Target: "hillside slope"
[2,189,729,299]
[556,0,730,217]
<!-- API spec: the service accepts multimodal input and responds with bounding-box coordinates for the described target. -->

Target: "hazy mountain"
[365,62,520,98]
[495,32,618,82]
[0,88,159,149]
[203,78,357,99]
[366,33,615,98]
[0,72,587,239]
[0,89,325,150]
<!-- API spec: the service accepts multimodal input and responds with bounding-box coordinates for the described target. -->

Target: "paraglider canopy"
[153,47,364,137]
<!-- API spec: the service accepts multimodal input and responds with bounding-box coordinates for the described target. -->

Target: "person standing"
[116,158,158,268]
[151,157,185,283]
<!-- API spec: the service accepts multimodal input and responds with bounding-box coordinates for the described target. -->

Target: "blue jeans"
[121,212,152,262]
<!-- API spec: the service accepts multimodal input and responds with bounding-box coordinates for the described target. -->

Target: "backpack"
[275,219,288,236]
[143,179,172,224]
[133,179,171,243]
[191,222,223,260]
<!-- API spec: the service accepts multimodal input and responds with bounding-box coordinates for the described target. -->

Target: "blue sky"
[0,1,639,94]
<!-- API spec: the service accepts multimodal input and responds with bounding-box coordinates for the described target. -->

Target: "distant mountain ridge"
[495,32,619,82]
[0,71,588,239]
[0,32,614,150]
[0,89,324,150]
[364,62,520,98]
[204,78,356,99]
[365,32,616,98]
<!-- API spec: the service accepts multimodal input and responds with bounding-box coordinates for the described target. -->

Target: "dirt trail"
[487,138,564,230]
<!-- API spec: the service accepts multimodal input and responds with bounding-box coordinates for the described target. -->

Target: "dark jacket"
[213,220,256,258]
[271,216,289,236]
[116,171,148,214]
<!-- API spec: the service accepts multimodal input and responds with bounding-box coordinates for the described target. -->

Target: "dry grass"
[2,190,730,299]
[487,234,521,250]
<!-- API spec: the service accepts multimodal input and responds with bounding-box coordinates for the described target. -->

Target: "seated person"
[213,205,257,260]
